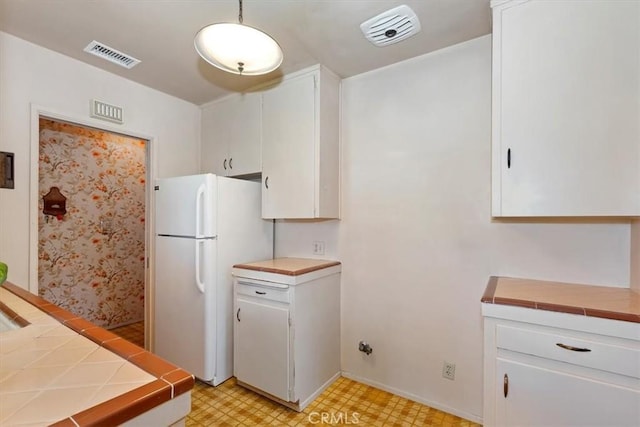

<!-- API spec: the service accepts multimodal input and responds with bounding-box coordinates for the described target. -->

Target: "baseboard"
[340,371,483,424]
[299,372,341,410]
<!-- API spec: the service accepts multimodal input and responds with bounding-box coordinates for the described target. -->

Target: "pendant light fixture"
[194,0,283,75]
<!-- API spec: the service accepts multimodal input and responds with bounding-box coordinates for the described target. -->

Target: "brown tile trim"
[129,351,179,377]
[49,418,78,427]
[161,369,196,398]
[493,296,537,309]
[81,326,121,346]
[3,282,78,322]
[0,300,30,327]
[47,306,81,323]
[536,302,586,316]
[64,317,98,334]
[38,302,63,313]
[233,261,342,276]
[102,337,146,360]
[481,276,499,303]
[584,308,640,323]
[68,379,172,426]
[2,281,50,307]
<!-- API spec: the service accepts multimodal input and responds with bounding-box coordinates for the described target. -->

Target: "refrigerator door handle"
[194,240,205,293]
[195,183,206,239]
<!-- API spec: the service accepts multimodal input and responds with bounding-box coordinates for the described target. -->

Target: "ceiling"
[0,0,491,106]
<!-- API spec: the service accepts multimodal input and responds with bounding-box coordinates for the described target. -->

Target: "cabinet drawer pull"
[255,290,266,295]
[556,343,591,352]
[507,148,511,169]
[503,373,508,398]
[236,307,240,322]
[223,158,228,170]
[265,176,269,189]
[229,158,233,169]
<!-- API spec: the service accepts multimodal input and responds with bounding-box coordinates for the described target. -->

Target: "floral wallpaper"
[38,118,146,328]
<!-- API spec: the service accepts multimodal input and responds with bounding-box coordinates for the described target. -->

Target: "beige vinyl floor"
[111,322,480,426]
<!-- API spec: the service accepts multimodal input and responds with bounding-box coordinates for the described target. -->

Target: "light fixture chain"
[238,0,243,24]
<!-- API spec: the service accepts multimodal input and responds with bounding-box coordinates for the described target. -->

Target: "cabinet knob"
[223,159,227,170]
[507,148,511,169]
[504,373,509,398]
[229,158,233,169]
[236,307,240,322]
[265,176,269,189]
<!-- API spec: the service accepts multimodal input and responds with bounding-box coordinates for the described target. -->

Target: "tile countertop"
[0,282,194,426]
[233,257,341,276]
[482,276,640,323]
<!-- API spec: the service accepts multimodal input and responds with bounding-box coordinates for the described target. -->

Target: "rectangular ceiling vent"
[83,40,141,69]
[360,5,421,47]
[90,99,124,124]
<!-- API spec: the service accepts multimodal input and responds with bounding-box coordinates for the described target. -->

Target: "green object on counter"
[0,262,7,285]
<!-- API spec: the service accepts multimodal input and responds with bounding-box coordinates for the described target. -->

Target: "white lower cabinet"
[232,263,341,411]
[235,288,291,402]
[496,358,639,426]
[483,306,640,426]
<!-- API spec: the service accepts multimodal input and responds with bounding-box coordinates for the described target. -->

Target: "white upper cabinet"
[491,0,640,217]
[201,92,262,177]
[261,65,340,219]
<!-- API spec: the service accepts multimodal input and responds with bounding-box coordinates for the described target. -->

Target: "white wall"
[275,35,631,421]
[0,32,201,288]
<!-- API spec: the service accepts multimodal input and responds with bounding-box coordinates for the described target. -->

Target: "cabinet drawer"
[236,281,291,304]
[496,325,640,379]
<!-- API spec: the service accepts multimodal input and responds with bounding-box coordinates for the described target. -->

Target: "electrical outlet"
[313,241,325,255]
[442,362,456,380]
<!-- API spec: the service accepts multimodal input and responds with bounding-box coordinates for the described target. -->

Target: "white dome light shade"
[194,23,283,75]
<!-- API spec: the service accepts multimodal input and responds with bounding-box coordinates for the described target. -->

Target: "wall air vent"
[360,5,421,47]
[83,40,141,69]
[90,99,124,124]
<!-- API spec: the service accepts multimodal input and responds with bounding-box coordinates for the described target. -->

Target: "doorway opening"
[37,117,148,346]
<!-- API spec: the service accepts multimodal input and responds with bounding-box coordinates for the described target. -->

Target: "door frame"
[28,103,157,349]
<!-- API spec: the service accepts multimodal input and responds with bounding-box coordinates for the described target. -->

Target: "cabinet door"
[201,101,230,175]
[201,94,262,177]
[493,0,640,216]
[262,73,316,218]
[235,298,291,401]
[496,358,640,427]
[227,93,261,177]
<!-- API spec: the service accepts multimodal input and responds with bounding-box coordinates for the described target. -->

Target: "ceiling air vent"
[83,40,141,69]
[360,5,421,47]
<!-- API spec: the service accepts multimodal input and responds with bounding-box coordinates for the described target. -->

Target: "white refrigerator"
[153,174,272,385]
